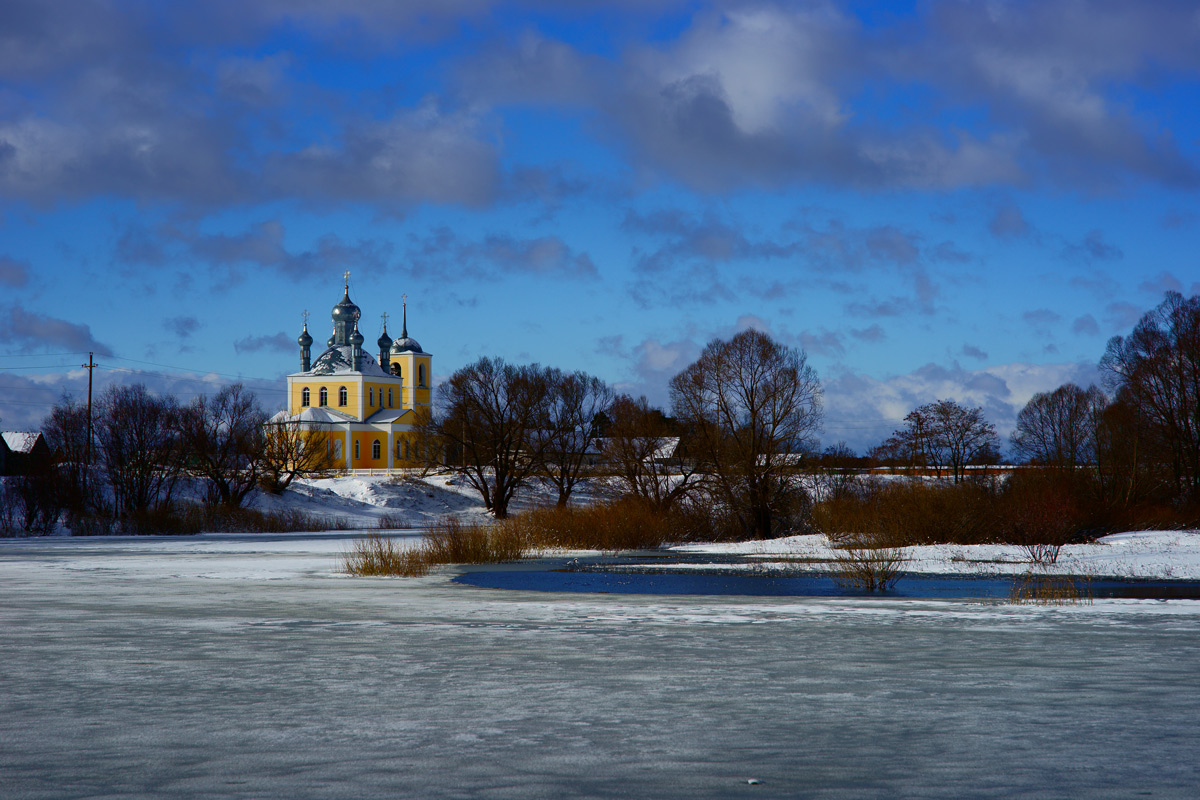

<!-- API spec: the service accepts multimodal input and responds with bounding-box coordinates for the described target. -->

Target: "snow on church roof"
[308,344,389,377]
[269,408,356,425]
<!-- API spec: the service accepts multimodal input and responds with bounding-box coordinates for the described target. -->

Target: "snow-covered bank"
[14,473,1199,583]
[673,530,1200,581]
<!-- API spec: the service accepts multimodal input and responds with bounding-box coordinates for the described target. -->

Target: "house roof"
[1,432,43,454]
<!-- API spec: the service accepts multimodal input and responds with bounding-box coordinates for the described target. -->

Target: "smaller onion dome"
[391,335,423,354]
[389,298,423,353]
[297,323,313,348]
[377,326,392,351]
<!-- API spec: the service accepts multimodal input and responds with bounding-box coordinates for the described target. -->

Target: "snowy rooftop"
[304,344,390,377]
[1,431,42,453]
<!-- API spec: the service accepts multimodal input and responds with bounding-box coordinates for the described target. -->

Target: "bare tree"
[95,384,184,519]
[1011,383,1106,468]
[259,421,338,494]
[435,357,551,519]
[180,384,267,507]
[41,395,93,514]
[927,399,999,483]
[670,329,823,539]
[883,399,998,483]
[1101,291,1200,505]
[537,369,613,507]
[602,394,702,511]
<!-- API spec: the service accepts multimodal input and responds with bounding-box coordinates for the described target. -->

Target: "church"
[270,275,432,471]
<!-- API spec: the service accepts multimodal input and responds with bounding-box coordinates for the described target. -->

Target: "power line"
[0,352,88,359]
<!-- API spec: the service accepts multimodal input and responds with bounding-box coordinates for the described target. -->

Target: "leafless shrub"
[997,470,1084,565]
[814,479,998,546]
[1009,573,1092,605]
[375,512,410,530]
[424,516,529,563]
[511,498,679,551]
[344,533,428,577]
[828,532,907,592]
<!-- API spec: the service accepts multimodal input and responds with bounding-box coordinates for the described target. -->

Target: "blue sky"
[1,0,1198,453]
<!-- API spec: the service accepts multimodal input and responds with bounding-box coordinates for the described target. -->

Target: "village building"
[269,275,432,471]
[0,431,51,476]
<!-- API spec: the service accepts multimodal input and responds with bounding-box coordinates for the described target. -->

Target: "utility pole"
[83,352,95,496]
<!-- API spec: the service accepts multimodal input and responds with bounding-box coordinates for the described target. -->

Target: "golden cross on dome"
[302,309,310,326]
[343,270,351,287]
[381,312,389,329]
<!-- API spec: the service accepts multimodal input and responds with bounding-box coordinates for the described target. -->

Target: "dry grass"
[512,498,678,551]
[814,479,998,546]
[344,532,429,576]
[1009,572,1093,605]
[828,532,907,592]
[424,516,530,563]
[344,517,530,576]
[343,499,689,577]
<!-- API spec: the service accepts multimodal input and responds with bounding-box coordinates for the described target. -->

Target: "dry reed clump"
[344,517,530,577]
[343,532,429,576]
[1009,572,1092,605]
[827,531,907,592]
[424,516,530,563]
[510,498,678,551]
[813,479,999,546]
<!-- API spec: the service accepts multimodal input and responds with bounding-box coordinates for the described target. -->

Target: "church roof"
[307,344,390,376]
[269,407,357,425]
[365,408,414,424]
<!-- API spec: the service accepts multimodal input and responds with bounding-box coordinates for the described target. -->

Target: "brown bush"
[511,498,679,551]
[344,517,528,576]
[344,533,429,577]
[424,516,530,563]
[828,531,907,592]
[814,478,999,546]
[995,470,1085,564]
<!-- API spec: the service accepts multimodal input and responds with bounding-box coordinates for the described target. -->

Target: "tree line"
[4,384,335,534]
[8,290,1199,537]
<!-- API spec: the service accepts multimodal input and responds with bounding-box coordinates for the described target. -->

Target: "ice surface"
[3,535,1200,799]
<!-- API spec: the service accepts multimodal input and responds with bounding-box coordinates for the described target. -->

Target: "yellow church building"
[270,276,432,471]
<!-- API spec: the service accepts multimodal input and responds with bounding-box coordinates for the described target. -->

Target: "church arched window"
[333,439,342,459]
[319,387,328,406]
[388,389,393,408]
[301,387,310,407]
[369,388,374,406]
[418,364,426,386]
[338,386,348,406]
[354,439,360,459]
[372,439,381,459]
[395,439,402,459]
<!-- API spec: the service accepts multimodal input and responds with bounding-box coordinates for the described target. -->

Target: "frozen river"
[3,534,1200,799]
